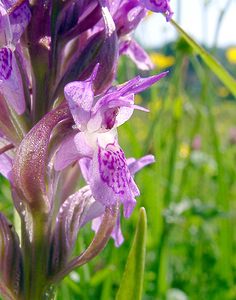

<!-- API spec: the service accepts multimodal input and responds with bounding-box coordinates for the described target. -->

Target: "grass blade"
[115,208,147,300]
[170,19,236,97]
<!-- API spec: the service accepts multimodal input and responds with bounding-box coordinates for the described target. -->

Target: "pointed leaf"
[170,19,236,97]
[116,207,147,300]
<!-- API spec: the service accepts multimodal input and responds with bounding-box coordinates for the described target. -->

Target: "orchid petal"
[114,0,146,36]
[8,1,31,44]
[119,39,154,71]
[64,79,94,129]
[111,212,124,247]
[140,0,173,21]
[122,71,168,95]
[0,47,25,114]
[79,157,92,184]
[0,152,12,180]
[0,2,12,46]
[115,105,134,127]
[81,199,105,227]
[127,154,155,175]
[113,71,168,97]
[54,133,81,171]
[89,95,134,131]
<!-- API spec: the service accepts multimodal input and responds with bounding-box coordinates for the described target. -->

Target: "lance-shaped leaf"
[0,213,22,300]
[12,103,71,211]
[116,207,147,300]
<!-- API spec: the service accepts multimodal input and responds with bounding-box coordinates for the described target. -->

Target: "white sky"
[136,0,236,48]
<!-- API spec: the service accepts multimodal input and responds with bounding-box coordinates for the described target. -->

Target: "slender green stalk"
[21,211,54,300]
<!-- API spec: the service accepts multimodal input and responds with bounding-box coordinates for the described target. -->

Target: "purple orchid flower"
[54,66,167,245]
[119,38,154,71]
[0,0,31,114]
[110,0,154,71]
[110,0,173,70]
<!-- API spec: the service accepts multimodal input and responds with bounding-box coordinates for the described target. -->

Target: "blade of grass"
[116,208,147,300]
[170,19,236,97]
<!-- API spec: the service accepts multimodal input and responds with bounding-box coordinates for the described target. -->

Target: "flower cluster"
[0,0,172,299]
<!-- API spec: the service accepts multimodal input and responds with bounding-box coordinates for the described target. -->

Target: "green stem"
[31,58,49,124]
[21,210,54,300]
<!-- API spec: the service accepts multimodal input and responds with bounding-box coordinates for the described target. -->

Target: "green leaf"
[170,19,236,97]
[116,208,147,300]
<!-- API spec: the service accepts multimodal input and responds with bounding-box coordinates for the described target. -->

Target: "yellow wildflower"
[179,143,190,159]
[150,52,175,69]
[226,47,236,64]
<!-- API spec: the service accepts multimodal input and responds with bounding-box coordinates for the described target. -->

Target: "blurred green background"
[1,1,236,300]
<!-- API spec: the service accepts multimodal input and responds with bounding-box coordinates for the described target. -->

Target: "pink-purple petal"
[119,39,154,71]
[0,2,12,46]
[126,71,169,95]
[79,157,92,184]
[8,1,31,43]
[141,0,173,21]
[81,199,105,227]
[0,152,12,180]
[0,48,25,114]
[54,133,81,171]
[64,79,94,129]
[111,212,124,247]
[114,0,146,36]
[127,154,155,175]
[74,132,94,157]
[89,95,134,131]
